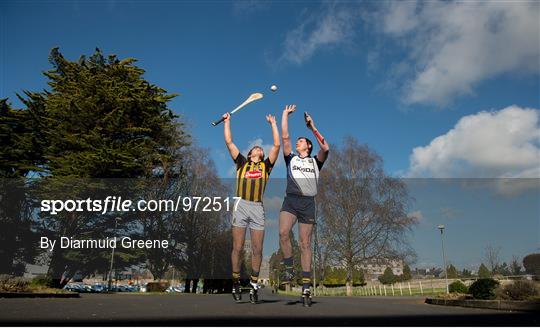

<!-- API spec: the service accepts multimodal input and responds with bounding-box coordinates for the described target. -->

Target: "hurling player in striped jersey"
[222,111,280,303]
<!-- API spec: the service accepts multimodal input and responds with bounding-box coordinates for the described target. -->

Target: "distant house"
[329,258,404,281]
[358,259,404,280]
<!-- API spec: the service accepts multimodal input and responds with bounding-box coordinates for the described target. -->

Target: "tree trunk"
[47,247,70,288]
[346,264,353,296]
[191,278,198,293]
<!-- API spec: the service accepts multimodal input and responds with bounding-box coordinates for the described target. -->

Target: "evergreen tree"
[0,98,44,274]
[478,263,491,278]
[378,267,397,285]
[20,48,190,287]
[494,262,511,276]
[447,264,459,278]
[401,263,412,281]
[510,256,522,275]
[39,47,186,178]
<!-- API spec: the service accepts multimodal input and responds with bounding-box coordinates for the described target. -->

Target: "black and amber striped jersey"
[234,154,274,202]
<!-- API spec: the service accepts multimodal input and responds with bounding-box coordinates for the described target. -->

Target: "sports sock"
[282,257,293,266]
[302,271,311,290]
[250,270,259,284]
[232,272,240,284]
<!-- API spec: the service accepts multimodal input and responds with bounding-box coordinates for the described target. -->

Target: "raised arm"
[281,104,296,156]
[305,112,329,162]
[223,112,240,160]
[266,114,280,164]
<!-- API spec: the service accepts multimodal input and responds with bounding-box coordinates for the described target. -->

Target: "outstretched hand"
[222,112,231,122]
[283,104,296,115]
[266,114,276,124]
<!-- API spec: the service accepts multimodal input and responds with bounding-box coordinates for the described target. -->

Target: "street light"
[108,217,121,292]
[438,224,449,294]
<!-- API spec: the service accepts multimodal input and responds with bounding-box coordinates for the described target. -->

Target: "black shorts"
[280,193,316,224]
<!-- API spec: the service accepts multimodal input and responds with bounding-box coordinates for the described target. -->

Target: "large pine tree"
[21,48,190,287]
[0,98,44,274]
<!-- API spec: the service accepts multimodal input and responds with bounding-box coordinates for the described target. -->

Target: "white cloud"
[407,106,540,178]
[241,138,271,160]
[376,1,540,106]
[278,3,358,65]
[408,210,423,222]
[381,0,419,36]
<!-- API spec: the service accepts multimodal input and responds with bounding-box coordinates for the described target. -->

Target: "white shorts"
[232,199,265,230]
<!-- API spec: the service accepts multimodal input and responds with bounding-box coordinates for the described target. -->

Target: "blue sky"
[2,0,539,269]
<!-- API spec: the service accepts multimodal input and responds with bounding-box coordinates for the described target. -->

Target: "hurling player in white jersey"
[279,104,329,306]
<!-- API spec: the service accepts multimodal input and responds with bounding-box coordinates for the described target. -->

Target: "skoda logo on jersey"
[292,165,315,173]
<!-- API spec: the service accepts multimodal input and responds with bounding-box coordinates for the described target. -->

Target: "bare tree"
[484,245,502,274]
[138,144,230,282]
[317,137,417,296]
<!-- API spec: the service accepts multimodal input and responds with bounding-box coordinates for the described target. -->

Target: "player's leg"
[231,226,246,278]
[297,196,316,307]
[279,209,297,283]
[231,204,248,302]
[249,227,264,303]
[298,222,314,306]
[298,222,314,286]
[250,228,264,284]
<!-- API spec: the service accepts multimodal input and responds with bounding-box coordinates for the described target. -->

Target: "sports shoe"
[249,280,260,291]
[232,282,242,302]
[249,282,259,304]
[301,287,312,307]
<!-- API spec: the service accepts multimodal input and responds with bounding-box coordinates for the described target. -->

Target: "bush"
[30,275,52,287]
[146,281,169,292]
[0,275,30,292]
[449,280,468,294]
[496,280,539,301]
[469,278,499,300]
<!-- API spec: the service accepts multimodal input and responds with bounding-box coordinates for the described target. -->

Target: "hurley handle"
[212,116,225,126]
[304,112,311,128]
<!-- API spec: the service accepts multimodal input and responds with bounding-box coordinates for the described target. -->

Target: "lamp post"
[108,217,121,292]
[438,224,449,294]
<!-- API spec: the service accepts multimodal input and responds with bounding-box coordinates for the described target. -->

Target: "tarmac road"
[0,289,537,326]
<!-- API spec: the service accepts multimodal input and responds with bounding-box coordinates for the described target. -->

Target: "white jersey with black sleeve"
[284,152,325,197]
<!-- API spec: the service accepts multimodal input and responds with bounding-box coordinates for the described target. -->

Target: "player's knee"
[299,239,311,251]
[251,246,262,258]
[279,230,290,242]
[232,244,243,254]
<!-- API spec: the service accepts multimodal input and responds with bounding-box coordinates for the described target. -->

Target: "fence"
[307,275,536,297]
[310,279,447,297]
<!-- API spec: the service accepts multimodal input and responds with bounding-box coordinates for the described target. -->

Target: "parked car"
[91,284,106,293]
[166,286,183,293]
